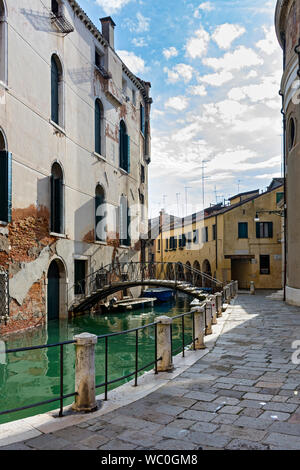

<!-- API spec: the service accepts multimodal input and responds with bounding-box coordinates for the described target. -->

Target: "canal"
[0,294,194,425]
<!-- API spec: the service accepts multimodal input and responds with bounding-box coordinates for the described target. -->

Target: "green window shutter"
[256,222,261,239]
[95,101,101,155]
[0,151,12,223]
[126,134,130,173]
[268,222,273,238]
[51,57,59,124]
[51,174,63,233]
[238,222,248,239]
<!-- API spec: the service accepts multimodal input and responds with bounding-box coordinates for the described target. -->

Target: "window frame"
[238,222,248,239]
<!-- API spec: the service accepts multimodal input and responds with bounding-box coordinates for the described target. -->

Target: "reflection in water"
[0,294,193,424]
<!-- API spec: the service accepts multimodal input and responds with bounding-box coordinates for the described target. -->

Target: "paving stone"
[243,393,273,402]
[157,426,190,440]
[213,396,240,406]
[288,412,300,423]
[269,421,300,436]
[0,442,33,450]
[80,434,110,449]
[259,411,290,422]
[215,424,268,442]
[240,407,263,418]
[212,414,239,425]
[218,405,243,415]
[99,439,140,450]
[180,410,216,422]
[263,433,300,450]
[25,433,70,450]
[156,404,186,416]
[255,381,284,389]
[262,402,298,413]
[184,391,218,402]
[234,416,272,430]
[190,422,219,433]
[187,431,232,448]
[117,430,162,448]
[154,439,197,450]
[191,401,221,412]
[225,439,270,450]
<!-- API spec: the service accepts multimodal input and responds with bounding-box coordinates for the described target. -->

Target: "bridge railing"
[72,261,224,301]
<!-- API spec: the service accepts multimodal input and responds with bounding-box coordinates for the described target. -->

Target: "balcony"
[51,11,74,34]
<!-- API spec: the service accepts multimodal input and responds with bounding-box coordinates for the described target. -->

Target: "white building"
[0,0,152,334]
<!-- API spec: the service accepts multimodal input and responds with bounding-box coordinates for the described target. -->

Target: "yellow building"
[153,179,284,290]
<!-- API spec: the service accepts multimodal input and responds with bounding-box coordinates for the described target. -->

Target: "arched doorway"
[47,259,67,321]
[193,260,201,286]
[202,259,212,288]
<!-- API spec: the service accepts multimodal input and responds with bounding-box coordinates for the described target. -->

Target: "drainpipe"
[280,32,287,302]
[215,215,218,272]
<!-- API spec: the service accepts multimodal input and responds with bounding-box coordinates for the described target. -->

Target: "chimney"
[100,17,116,49]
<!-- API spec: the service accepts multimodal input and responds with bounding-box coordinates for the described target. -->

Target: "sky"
[79,0,283,218]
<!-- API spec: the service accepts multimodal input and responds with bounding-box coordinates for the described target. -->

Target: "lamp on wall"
[254,213,260,222]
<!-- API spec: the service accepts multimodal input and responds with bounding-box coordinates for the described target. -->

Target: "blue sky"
[79,0,282,218]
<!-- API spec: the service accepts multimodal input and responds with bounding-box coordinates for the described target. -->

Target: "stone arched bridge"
[70,262,223,313]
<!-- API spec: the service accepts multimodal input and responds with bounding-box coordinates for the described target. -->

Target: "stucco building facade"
[152,179,284,290]
[0,0,151,334]
[275,0,300,305]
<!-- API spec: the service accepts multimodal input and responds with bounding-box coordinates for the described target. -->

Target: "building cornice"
[67,0,150,98]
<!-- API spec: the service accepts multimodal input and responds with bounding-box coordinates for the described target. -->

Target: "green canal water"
[0,294,194,425]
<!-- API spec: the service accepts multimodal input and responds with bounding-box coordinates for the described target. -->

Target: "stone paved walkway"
[3,292,300,450]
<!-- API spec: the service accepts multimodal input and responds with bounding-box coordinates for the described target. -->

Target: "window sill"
[120,244,131,249]
[93,152,106,162]
[0,220,8,226]
[119,168,129,176]
[49,120,66,135]
[140,130,145,139]
[50,232,67,239]
[94,240,107,246]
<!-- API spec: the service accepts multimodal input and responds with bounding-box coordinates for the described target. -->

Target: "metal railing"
[95,321,162,400]
[0,339,76,419]
[72,261,223,304]
[0,282,237,421]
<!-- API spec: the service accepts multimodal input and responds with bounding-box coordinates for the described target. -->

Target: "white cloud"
[125,12,150,33]
[227,74,281,103]
[132,37,148,48]
[163,47,179,60]
[198,70,234,87]
[117,50,146,74]
[188,85,207,96]
[172,122,202,142]
[96,0,132,14]
[194,2,215,18]
[256,26,279,55]
[203,46,263,71]
[212,24,246,50]
[165,96,189,111]
[186,27,210,59]
[164,64,194,83]
[203,99,249,123]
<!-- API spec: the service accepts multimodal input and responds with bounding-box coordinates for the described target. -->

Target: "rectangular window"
[157,239,161,252]
[238,222,248,239]
[165,238,169,251]
[213,224,217,241]
[141,164,145,183]
[187,232,192,248]
[202,227,208,243]
[52,0,59,15]
[74,260,86,295]
[260,255,270,275]
[0,151,12,223]
[276,192,284,204]
[256,222,273,239]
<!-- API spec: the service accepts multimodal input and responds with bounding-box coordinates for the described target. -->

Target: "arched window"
[0,128,11,223]
[51,55,63,126]
[0,1,7,84]
[288,117,296,151]
[50,163,64,234]
[119,195,130,246]
[95,99,103,156]
[119,121,130,173]
[95,184,106,242]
